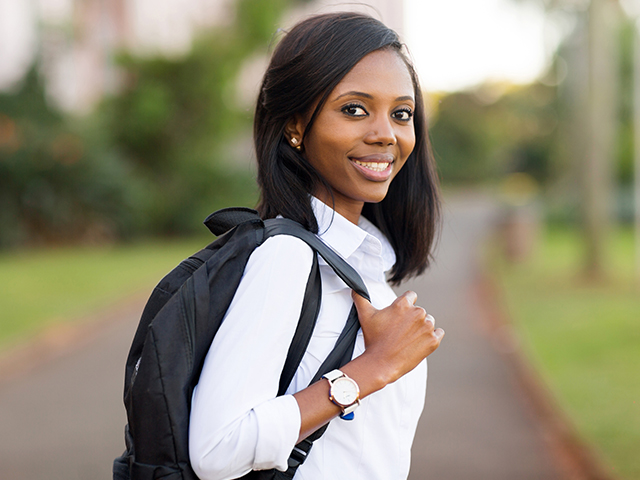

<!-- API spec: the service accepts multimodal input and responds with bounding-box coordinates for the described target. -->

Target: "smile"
[349,154,395,181]
[353,160,392,172]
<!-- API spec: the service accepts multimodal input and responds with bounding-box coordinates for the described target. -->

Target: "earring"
[291,138,302,151]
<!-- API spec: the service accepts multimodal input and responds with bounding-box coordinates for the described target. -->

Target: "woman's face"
[293,49,416,224]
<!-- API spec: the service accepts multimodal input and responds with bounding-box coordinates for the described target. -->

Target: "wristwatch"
[322,369,360,420]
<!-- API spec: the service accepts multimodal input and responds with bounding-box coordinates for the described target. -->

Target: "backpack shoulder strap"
[263,218,370,301]
[259,217,371,479]
[205,211,369,299]
[263,216,370,398]
[277,252,320,397]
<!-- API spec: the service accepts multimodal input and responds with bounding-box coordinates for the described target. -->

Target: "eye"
[341,103,368,117]
[392,108,413,122]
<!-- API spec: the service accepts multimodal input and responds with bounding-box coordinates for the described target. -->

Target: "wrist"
[323,370,360,419]
[339,354,392,398]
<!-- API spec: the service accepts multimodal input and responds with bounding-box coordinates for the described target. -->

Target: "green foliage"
[615,18,635,187]
[0,69,139,247]
[429,82,559,184]
[494,225,640,479]
[236,0,291,51]
[100,0,294,235]
[1,0,296,247]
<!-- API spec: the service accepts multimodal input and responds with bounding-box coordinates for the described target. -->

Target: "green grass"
[494,225,640,479]
[0,237,206,351]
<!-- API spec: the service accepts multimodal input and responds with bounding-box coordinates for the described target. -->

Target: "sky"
[0,0,36,89]
[0,0,557,95]
[404,0,553,92]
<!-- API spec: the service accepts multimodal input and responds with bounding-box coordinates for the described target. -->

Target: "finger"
[424,314,435,327]
[415,306,427,321]
[351,290,376,316]
[434,327,445,340]
[400,290,418,306]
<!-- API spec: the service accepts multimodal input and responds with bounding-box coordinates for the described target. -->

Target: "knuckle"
[403,291,417,303]
[393,295,412,313]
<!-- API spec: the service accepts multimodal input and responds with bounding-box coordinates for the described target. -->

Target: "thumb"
[351,290,376,317]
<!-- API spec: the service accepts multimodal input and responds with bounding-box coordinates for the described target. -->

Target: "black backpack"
[113,207,369,480]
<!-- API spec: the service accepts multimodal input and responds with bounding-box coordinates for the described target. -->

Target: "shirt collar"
[357,215,396,273]
[311,197,396,273]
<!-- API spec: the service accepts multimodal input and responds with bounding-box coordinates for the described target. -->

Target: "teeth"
[354,160,390,172]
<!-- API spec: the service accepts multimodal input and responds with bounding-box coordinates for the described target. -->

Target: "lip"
[349,153,395,182]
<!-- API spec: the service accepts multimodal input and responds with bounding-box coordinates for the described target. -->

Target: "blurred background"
[0,0,638,479]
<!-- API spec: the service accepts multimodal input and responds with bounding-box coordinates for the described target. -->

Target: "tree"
[512,0,622,277]
[101,0,301,235]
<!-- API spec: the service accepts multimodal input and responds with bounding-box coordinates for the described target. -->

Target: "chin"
[362,191,389,205]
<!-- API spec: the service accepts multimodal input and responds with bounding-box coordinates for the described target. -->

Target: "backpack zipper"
[180,276,196,371]
[130,357,141,390]
[130,265,199,393]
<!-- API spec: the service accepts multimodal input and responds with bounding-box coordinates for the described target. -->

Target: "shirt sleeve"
[189,235,314,480]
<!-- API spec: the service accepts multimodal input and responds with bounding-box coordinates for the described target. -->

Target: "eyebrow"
[334,91,415,103]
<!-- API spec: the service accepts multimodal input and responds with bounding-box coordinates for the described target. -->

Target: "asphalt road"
[0,194,562,480]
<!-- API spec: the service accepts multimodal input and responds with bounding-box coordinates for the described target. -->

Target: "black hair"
[254,12,441,284]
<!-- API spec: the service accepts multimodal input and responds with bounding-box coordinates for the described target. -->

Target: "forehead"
[332,49,414,99]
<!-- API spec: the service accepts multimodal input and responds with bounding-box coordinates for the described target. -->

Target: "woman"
[189,12,444,480]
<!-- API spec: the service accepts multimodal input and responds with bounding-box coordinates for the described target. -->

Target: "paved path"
[406,194,560,480]
[0,300,140,480]
[0,194,562,480]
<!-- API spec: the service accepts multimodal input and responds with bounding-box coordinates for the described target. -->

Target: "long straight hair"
[254,12,440,284]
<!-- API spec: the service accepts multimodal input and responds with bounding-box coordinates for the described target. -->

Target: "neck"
[314,189,363,225]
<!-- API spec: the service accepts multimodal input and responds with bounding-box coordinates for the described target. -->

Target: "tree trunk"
[582,0,620,278]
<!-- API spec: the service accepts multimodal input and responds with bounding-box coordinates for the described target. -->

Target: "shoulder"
[243,234,315,281]
[226,233,315,326]
[257,233,315,260]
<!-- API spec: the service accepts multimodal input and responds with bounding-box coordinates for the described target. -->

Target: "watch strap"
[342,400,360,415]
[322,369,344,382]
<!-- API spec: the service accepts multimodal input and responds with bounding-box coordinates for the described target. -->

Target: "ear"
[284,114,305,146]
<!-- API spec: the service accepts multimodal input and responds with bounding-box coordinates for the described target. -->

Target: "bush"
[429,82,559,185]
[0,68,139,247]
[99,0,296,235]
[0,0,300,246]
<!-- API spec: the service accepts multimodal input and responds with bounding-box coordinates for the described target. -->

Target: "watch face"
[332,377,359,406]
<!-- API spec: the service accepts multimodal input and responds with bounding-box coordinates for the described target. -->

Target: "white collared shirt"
[190,198,427,480]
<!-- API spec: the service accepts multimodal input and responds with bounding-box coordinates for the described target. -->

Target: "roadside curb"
[0,293,146,386]
[473,272,618,480]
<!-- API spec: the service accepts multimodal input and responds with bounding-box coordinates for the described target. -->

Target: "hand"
[352,290,444,385]
[292,290,444,442]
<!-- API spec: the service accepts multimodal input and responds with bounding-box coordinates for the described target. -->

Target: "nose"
[364,115,397,146]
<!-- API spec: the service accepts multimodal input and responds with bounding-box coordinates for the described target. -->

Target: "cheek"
[307,128,351,166]
[397,130,416,167]
[392,130,415,176]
